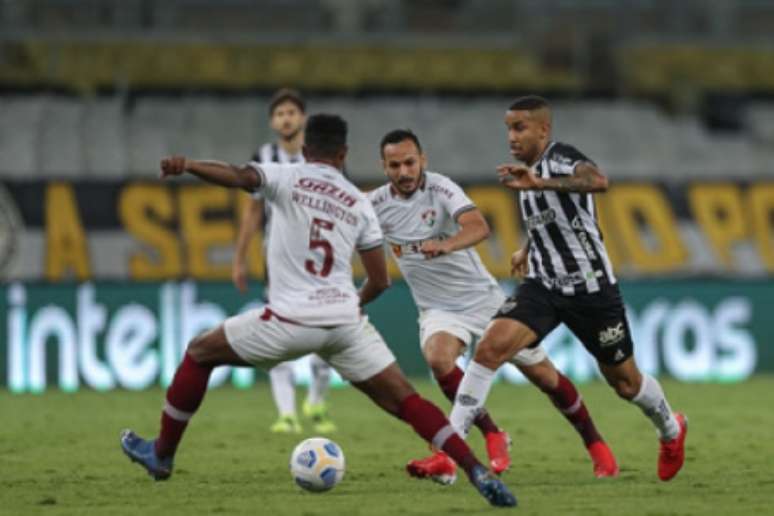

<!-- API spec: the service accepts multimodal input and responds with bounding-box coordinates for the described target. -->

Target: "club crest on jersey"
[421,209,437,227]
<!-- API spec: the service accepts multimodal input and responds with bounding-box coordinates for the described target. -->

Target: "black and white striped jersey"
[519,141,616,296]
[251,142,304,166]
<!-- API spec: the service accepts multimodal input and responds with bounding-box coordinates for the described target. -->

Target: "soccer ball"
[289,437,345,492]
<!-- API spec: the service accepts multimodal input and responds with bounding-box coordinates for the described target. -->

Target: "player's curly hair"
[305,114,347,157]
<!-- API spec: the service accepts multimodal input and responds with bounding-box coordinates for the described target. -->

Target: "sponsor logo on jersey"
[428,184,454,199]
[388,234,449,257]
[599,322,626,347]
[525,208,556,230]
[545,271,587,288]
[296,177,357,207]
[571,216,599,260]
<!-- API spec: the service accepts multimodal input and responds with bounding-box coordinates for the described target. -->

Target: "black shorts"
[494,279,634,365]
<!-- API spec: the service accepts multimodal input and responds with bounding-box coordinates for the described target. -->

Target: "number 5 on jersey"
[306,217,335,277]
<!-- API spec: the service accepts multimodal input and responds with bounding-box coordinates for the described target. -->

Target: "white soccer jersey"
[250,142,305,203]
[368,171,498,312]
[249,161,383,326]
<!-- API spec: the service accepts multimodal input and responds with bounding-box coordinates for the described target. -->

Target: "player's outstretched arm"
[420,208,490,258]
[358,246,391,306]
[160,155,261,191]
[497,162,608,193]
[232,199,264,293]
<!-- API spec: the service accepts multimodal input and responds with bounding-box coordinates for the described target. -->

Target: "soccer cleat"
[587,441,619,478]
[406,451,458,485]
[658,412,688,481]
[302,401,337,434]
[469,464,518,508]
[120,429,174,481]
[270,415,302,434]
[485,431,512,474]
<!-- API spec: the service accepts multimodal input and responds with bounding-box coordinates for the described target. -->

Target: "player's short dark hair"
[305,114,347,157]
[380,129,422,158]
[509,95,550,112]
[269,88,306,115]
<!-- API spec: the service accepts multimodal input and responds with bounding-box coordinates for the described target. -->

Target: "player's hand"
[160,155,187,179]
[420,239,450,259]
[497,164,543,191]
[510,247,528,278]
[232,259,248,293]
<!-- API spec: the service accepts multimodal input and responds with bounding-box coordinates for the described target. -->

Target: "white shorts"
[224,308,396,383]
[418,290,547,367]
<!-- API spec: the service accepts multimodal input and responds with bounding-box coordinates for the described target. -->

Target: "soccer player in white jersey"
[119,114,516,508]
[233,88,336,434]
[449,95,687,482]
[368,130,618,484]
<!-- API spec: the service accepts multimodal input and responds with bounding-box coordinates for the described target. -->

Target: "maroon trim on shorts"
[260,308,302,326]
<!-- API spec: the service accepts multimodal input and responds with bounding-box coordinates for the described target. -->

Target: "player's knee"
[425,353,456,378]
[186,334,209,363]
[473,338,511,369]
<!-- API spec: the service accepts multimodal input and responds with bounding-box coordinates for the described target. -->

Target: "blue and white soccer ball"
[289,437,346,492]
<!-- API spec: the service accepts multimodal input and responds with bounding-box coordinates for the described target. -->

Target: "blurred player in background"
[120,114,516,507]
[368,129,617,484]
[449,96,688,481]
[233,88,336,434]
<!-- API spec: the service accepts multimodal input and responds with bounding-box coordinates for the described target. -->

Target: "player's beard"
[394,170,424,197]
[279,126,302,142]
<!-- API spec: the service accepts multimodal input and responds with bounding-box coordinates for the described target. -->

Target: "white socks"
[631,374,680,441]
[269,362,296,417]
[307,354,331,406]
[270,357,332,417]
[449,361,497,439]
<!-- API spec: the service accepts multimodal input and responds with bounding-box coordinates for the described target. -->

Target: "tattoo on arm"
[539,163,607,193]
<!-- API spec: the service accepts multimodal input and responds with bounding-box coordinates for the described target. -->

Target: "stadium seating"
[2,95,773,181]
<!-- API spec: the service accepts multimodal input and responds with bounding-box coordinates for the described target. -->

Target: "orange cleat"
[485,431,512,475]
[406,451,457,485]
[658,412,688,481]
[587,441,619,478]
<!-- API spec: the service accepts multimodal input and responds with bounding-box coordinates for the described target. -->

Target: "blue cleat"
[120,429,174,481]
[469,464,518,508]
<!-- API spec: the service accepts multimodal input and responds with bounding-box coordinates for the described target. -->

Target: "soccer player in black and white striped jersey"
[449,96,688,482]
[233,89,336,435]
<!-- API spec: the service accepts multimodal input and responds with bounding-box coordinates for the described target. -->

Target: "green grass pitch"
[1,376,772,515]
